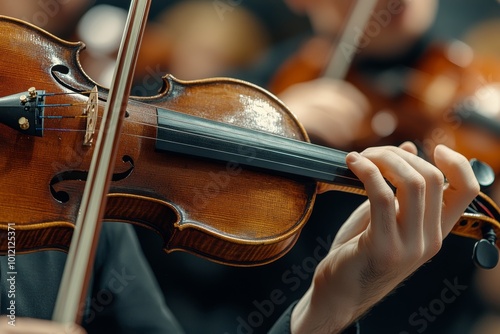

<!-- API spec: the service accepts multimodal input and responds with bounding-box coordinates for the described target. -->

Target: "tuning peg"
[470,159,495,190]
[472,227,499,269]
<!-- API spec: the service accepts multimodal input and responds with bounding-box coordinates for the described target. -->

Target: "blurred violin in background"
[74,0,270,92]
[269,1,500,176]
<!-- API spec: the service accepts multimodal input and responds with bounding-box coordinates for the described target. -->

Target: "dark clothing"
[270,301,360,334]
[1,223,184,333]
[4,222,356,333]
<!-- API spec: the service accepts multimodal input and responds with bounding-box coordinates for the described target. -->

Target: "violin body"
[0,16,316,266]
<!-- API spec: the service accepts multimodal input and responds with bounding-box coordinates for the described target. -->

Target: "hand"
[291,142,480,333]
[278,78,370,150]
[0,318,86,334]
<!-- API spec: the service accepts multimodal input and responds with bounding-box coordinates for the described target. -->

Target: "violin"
[401,42,500,173]
[0,15,499,271]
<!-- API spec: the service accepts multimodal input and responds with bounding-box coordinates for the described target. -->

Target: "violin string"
[41,128,86,132]
[2,103,90,108]
[40,95,352,172]
[149,134,359,184]
[45,127,359,184]
[40,112,359,184]
[39,103,89,108]
[37,91,360,183]
[40,90,95,97]
[473,197,495,219]
[126,98,352,167]
[40,115,87,119]
[52,127,361,184]
[35,83,451,168]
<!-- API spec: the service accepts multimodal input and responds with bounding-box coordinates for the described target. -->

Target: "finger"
[346,151,397,243]
[433,144,480,235]
[360,148,425,240]
[373,145,445,248]
[399,141,418,155]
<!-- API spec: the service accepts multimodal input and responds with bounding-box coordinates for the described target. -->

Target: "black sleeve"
[82,223,185,334]
[268,301,360,334]
[0,222,185,333]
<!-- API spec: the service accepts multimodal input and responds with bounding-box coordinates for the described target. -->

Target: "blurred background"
[3,0,500,333]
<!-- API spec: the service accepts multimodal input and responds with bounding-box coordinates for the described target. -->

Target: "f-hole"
[50,155,135,203]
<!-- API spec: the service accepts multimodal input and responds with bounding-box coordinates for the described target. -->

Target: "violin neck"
[155,107,364,192]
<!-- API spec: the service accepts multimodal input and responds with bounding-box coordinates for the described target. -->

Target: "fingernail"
[346,151,361,163]
[436,144,452,153]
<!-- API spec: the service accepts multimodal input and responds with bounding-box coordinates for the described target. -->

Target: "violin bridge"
[83,86,98,146]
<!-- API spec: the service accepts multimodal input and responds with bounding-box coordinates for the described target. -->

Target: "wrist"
[290,283,360,334]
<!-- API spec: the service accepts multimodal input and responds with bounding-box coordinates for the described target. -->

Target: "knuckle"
[360,147,376,157]
[374,188,395,207]
[427,168,445,188]
[468,178,481,197]
[406,174,426,195]
[455,155,480,192]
